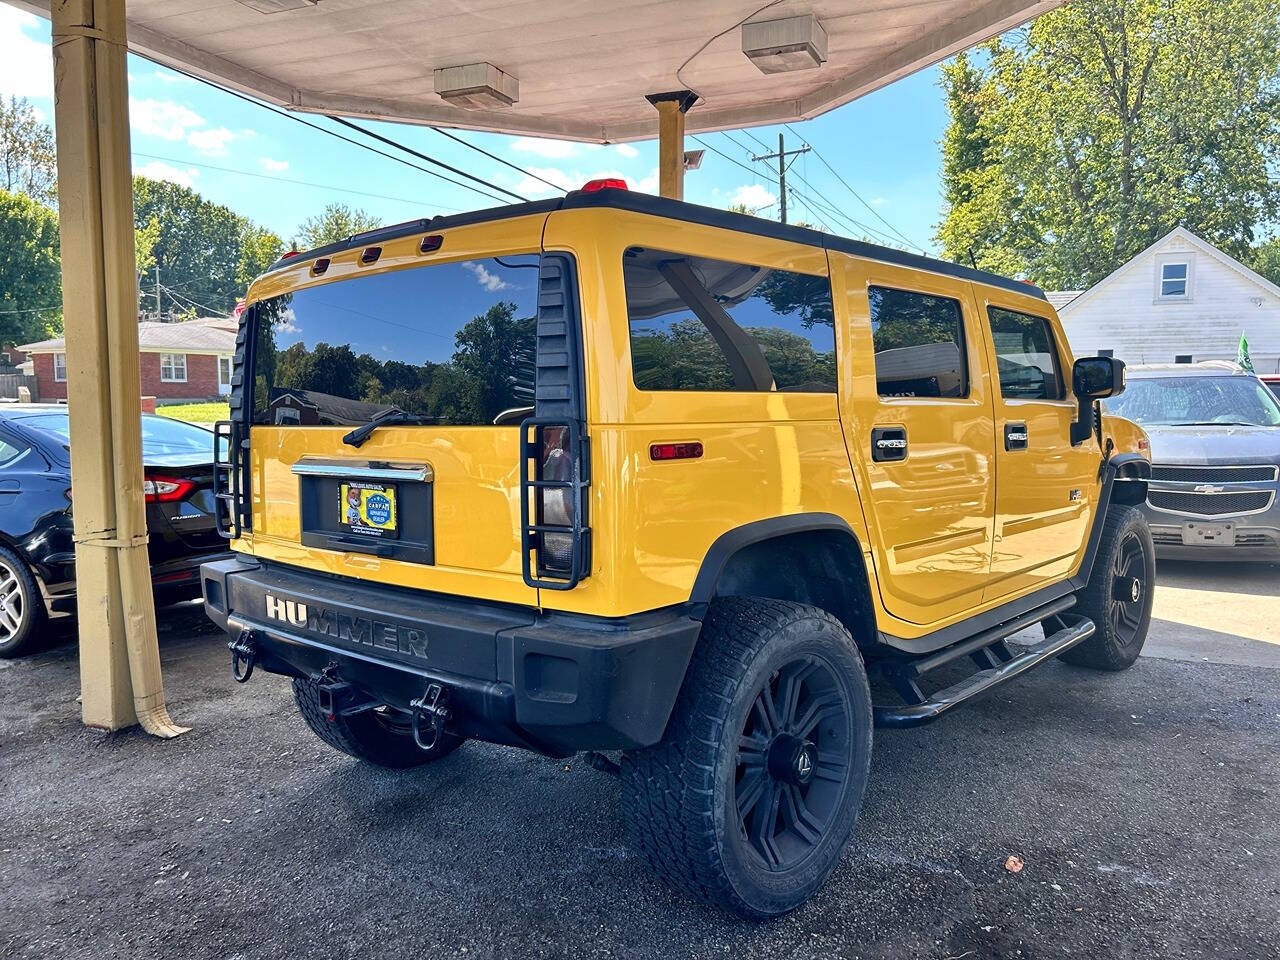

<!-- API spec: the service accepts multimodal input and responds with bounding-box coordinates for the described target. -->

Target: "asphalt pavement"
[1,561,1277,960]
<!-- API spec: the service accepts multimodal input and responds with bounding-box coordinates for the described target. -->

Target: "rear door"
[835,258,996,626]
[241,213,552,608]
[978,295,1097,599]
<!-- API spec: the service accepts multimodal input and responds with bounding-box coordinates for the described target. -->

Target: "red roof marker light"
[582,178,628,192]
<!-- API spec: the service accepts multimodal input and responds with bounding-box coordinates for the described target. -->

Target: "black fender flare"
[689,512,861,605]
[1109,452,1150,506]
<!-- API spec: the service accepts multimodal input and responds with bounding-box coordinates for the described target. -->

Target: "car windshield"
[1104,375,1280,427]
[19,413,215,457]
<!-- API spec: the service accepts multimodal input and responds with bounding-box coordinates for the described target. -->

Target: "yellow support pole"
[51,0,187,737]
[647,91,695,200]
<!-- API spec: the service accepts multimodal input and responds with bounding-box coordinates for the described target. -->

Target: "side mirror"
[1070,356,1126,445]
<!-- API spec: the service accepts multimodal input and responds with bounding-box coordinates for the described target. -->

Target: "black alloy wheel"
[734,656,853,872]
[1107,530,1148,647]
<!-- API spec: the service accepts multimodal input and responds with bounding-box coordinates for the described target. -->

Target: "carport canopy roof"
[12,0,1061,142]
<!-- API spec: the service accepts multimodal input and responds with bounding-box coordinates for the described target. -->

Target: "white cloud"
[462,261,510,292]
[870,196,887,207]
[731,183,777,210]
[510,137,577,159]
[134,160,199,188]
[275,308,300,335]
[260,157,289,173]
[186,126,236,156]
[153,70,196,86]
[613,143,639,159]
[0,7,53,101]
[130,97,206,141]
[514,165,659,198]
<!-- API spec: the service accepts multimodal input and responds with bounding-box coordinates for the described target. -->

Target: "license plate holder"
[1181,520,1233,546]
[339,481,399,540]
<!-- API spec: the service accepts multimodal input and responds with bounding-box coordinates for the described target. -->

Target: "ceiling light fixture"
[742,15,828,74]
[434,63,520,110]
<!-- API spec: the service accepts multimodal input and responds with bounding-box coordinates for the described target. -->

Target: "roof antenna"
[968,248,978,270]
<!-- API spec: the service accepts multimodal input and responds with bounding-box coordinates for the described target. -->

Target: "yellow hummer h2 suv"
[202,182,1153,918]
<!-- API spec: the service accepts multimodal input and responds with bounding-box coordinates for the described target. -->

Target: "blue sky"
[1,4,949,256]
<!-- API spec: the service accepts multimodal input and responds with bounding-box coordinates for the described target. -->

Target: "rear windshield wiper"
[342,410,439,448]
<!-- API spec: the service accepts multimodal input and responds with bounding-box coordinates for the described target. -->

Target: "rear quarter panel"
[539,207,871,618]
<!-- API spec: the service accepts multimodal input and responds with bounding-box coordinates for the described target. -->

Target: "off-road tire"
[621,597,873,918]
[0,545,45,658]
[1061,504,1155,671]
[292,676,463,768]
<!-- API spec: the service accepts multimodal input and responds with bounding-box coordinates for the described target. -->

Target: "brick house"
[20,316,236,402]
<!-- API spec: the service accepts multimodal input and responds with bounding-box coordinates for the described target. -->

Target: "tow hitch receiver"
[312,665,379,721]
[229,628,257,683]
[409,682,451,751]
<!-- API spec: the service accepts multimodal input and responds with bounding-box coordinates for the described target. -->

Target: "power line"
[179,71,515,205]
[132,151,466,212]
[427,126,567,194]
[160,283,229,317]
[707,133,905,246]
[784,122,928,253]
[0,304,60,315]
[327,116,529,202]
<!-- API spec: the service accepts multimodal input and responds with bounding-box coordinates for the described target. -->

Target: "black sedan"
[0,405,232,656]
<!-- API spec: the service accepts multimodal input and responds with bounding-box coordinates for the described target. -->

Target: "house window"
[53,353,67,382]
[218,356,232,390]
[1099,349,1114,358]
[160,353,187,382]
[1159,261,1189,299]
[1175,354,1193,364]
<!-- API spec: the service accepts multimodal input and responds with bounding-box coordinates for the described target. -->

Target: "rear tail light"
[144,475,196,503]
[520,419,590,589]
[540,427,574,570]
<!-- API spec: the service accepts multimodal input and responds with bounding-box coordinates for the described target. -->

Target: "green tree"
[0,188,61,345]
[297,203,381,250]
[937,0,1280,289]
[133,176,281,316]
[453,301,537,421]
[0,97,57,207]
[1248,238,1280,288]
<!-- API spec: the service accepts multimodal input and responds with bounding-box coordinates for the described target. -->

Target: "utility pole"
[751,132,809,224]
[154,265,161,321]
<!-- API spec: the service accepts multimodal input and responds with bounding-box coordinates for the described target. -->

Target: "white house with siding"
[1050,227,1280,375]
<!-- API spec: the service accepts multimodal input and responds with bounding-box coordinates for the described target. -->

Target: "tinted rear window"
[251,255,541,426]
[623,247,836,392]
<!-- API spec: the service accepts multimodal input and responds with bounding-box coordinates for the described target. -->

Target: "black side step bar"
[875,614,1095,729]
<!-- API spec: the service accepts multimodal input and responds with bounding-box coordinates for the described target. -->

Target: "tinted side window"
[0,433,28,469]
[623,247,836,393]
[251,255,541,427]
[988,307,1063,400]
[869,286,968,398]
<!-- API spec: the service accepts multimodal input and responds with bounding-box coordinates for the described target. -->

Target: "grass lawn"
[157,401,230,423]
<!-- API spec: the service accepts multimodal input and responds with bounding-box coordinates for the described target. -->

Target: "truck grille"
[1147,490,1273,517]
[1149,464,1278,483]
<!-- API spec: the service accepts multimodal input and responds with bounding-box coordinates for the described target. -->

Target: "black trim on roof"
[562,189,1047,300]
[261,190,1045,300]
[264,199,563,272]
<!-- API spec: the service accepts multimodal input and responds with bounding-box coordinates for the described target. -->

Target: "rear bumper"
[200,557,702,756]
[38,549,235,613]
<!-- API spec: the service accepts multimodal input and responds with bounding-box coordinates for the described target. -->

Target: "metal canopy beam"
[11,0,1062,143]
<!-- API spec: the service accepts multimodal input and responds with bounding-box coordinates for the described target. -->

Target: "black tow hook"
[229,628,257,683]
[409,683,451,752]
